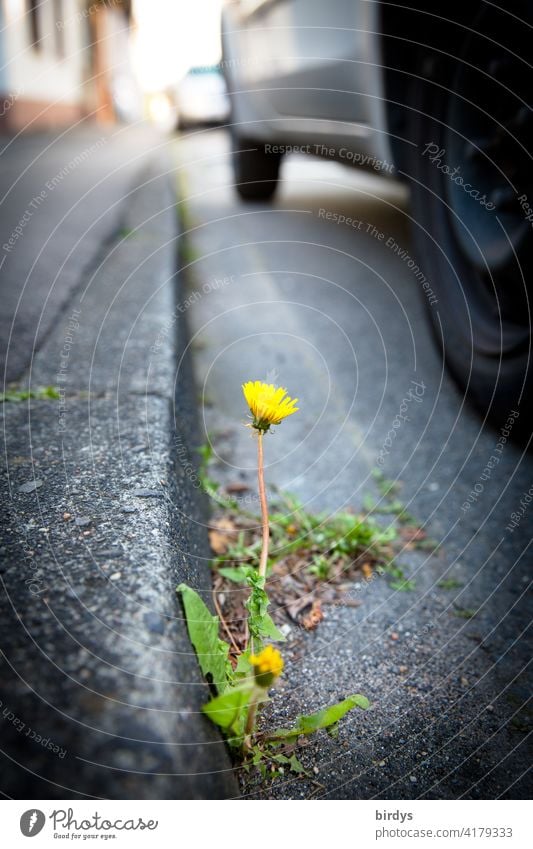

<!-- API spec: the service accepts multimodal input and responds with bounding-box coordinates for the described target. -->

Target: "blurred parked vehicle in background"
[175,65,230,129]
[221,0,532,428]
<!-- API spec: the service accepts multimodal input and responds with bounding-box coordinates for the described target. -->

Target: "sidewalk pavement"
[0,126,238,798]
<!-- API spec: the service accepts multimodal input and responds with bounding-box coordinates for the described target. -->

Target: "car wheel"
[231,132,282,201]
[407,3,532,430]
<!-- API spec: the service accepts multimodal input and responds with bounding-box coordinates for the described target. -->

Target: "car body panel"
[222,0,392,169]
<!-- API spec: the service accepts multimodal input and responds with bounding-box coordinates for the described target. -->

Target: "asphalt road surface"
[0,125,157,383]
[175,127,532,800]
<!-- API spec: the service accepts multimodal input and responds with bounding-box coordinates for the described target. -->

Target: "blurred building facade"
[0,0,141,132]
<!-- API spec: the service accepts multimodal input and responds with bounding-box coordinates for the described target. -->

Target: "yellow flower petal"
[242,380,299,431]
[250,645,284,678]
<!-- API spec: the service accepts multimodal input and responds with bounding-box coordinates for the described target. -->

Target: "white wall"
[1,0,87,104]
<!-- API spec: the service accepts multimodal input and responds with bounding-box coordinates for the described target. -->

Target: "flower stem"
[257,431,269,579]
[244,690,260,750]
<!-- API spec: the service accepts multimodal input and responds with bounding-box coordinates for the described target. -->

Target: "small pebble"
[120,506,137,514]
[63,512,71,520]
[144,612,165,634]
[399,665,408,673]
[75,516,91,527]
[19,480,43,493]
[409,775,417,783]
[133,488,163,498]
[391,632,399,641]
[110,572,121,581]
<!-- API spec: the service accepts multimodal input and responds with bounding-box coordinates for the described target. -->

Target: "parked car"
[175,65,230,129]
[221,0,532,426]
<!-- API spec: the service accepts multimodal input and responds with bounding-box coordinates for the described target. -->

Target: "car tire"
[231,133,282,201]
[406,4,532,432]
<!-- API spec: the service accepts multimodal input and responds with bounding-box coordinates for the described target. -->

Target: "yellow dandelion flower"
[249,645,284,687]
[242,380,299,432]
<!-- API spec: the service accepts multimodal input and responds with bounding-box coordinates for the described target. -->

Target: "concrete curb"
[0,145,238,798]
